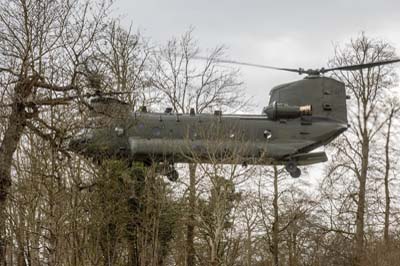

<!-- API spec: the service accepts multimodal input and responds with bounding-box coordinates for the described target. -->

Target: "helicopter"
[68,58,400,179]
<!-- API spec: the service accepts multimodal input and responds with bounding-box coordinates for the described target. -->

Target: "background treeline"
[0,1,399,266]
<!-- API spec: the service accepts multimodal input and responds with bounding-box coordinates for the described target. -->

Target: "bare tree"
[382,102,399,244]
[328,33,398,265]
[185,129,252,266]
[150,28,246,114]
[256,166,313,266]
[0,0,120,262]
[238,192,260,266]
[149,29,247,266]
[94,21,150,108]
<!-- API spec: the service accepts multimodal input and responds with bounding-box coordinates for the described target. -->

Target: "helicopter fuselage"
[69,76,349,178]
[70,110,346,168]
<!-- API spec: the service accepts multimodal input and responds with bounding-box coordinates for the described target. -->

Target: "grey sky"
[113,0,400,109]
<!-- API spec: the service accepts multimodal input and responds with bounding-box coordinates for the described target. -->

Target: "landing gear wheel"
[285,161,297,173]
[290,168,301,178]
[285,160,301,178]
[167,169,179,182]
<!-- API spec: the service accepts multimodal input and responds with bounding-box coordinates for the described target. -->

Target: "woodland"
[0,0,399,266]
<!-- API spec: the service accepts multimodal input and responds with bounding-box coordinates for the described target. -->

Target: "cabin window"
[323,103,332,111]
[152,127,161,137]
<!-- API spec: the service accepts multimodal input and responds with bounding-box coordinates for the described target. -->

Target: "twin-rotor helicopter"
[68,57,400,179]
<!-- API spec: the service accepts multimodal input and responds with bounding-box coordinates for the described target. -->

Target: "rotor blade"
[193,56,302,74]
[322,58,400,73]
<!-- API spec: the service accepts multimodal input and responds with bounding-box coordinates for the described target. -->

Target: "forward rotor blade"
[322,58,400,73]
[193,56,302,74]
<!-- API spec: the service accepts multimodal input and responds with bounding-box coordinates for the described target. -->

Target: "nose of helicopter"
[67,130,93,153]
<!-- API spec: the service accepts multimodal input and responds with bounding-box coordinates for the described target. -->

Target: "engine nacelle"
[263,101,312,120]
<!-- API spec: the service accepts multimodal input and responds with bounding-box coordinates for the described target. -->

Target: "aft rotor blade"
[322,58,400,73]
[193,56,302,74]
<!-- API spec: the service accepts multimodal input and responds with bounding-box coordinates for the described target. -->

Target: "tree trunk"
[383,109,394,244]
[354,134,369,265]
[272,165,279,266]
[245,230,252,266]
[186,163,196,266]
[0,103,27,265]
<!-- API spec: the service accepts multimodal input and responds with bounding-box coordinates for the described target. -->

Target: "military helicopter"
[68,58,400,179]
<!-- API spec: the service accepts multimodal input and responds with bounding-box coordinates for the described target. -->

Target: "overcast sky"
[113,0,400,109]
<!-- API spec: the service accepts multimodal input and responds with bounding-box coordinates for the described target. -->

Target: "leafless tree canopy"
[149,29,247,114]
